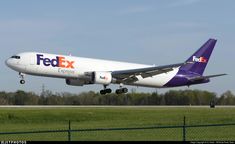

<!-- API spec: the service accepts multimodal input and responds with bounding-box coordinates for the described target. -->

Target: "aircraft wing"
[112,62,189,84]
[187,74,227,82]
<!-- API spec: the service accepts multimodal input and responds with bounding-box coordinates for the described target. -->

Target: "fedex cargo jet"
[5,39,226,94]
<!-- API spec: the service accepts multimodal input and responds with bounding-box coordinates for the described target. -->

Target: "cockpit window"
[11,55,21,59]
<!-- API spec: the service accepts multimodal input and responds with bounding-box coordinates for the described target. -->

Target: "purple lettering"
[43,58,51,66]
[36,54,44,65]
[51,57,59,67]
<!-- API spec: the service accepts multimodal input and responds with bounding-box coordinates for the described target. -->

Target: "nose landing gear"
[19,72,25,84]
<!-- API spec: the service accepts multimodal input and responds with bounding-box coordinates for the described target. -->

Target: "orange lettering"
[59,57,66,68]
[66,61,75,69]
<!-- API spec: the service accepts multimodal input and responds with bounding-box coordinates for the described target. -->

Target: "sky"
[0,0,234,96]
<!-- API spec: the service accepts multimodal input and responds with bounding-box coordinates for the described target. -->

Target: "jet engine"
[66,71,113,86]
[91,71,112,85]
[66,79,87,86]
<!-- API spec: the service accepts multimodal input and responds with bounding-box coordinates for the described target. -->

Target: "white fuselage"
[6,52,179,88]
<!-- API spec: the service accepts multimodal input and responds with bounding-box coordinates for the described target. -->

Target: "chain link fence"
[0,118,235,141]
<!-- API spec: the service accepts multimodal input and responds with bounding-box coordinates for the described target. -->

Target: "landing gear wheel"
[122,88,128,93]
[105,88,112,94]
[100,90,106,95]
[100,88,112,95]
[20,80,25,84]
[115,89,122,94]
[115,88,128,94]
[100,85,112,95]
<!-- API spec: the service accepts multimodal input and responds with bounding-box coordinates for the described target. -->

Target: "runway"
[0,105,235,108]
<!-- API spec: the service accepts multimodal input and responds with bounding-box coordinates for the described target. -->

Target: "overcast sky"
[1,0,234,95]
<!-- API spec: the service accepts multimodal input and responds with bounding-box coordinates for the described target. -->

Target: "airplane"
[5,38,226,95]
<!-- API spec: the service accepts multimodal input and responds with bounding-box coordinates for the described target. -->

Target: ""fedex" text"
[36,54,75,69]
[192,56,207,63]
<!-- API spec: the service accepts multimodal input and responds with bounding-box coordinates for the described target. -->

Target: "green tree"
[218,90,235,105]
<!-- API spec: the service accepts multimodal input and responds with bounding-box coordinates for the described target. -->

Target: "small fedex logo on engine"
[36,54,75,69]
[193,56,207,63]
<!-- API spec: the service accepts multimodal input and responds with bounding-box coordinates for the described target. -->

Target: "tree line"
[0,89,234,105]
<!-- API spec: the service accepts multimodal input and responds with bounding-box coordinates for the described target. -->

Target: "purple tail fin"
[180,39,217,75]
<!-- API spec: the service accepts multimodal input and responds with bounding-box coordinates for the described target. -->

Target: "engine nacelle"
[92,71,112,85]
[66,79,86,86]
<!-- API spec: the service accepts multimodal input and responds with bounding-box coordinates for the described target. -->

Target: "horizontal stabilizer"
[203,73,227,79]
[188,73,227,82]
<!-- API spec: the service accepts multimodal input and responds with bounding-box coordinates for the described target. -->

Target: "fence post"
[68,120,71,141]
[183,116,186,141]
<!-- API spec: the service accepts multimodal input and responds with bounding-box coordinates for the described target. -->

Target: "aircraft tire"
[115,89,122,94]
[100,90,106,95]
[122,88,128,93]
[105,88,112,94]
[20,80,25,84]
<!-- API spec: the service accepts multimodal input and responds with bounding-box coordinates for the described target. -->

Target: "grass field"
[0,106,235,141]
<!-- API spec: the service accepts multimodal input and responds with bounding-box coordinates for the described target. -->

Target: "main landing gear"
[115,83,128,94]
[100,84,128,95]
[19,72,25,84]
[115,87,128,94]
[100,85,112,95]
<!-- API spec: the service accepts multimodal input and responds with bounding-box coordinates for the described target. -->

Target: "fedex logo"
[193,56,207,63]
[36,54,75,69]
[100,76,109,80]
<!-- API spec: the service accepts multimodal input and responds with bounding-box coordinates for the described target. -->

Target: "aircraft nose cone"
[5,58,11,67]
[5,58,15,68]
